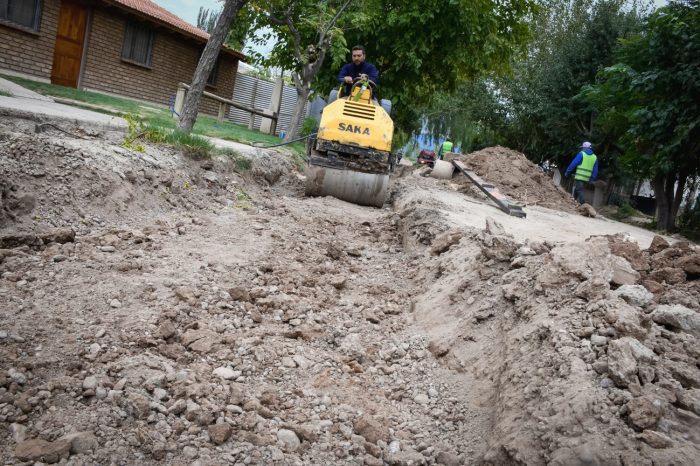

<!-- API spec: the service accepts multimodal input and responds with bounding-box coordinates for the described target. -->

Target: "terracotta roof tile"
[111,0,208,39]
[105,0,245,58]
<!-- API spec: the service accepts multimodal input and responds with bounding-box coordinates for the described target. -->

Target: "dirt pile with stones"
[452,146,580,213]
[1,117,477,465]
[2,113,697,466]
[408,213,699,464]
[0,118,294,238]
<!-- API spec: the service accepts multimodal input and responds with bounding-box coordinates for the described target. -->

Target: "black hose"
[251,133,316,148]
[34,123,89,140]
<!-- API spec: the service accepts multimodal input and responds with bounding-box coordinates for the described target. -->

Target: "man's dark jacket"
[337,62,379,95]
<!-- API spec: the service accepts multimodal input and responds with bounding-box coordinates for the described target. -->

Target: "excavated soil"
[449,146,580,214]
[1,116,699,465]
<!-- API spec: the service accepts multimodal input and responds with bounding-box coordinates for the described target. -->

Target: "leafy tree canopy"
[583,0,700,229]
[320,0,537,132]
[239,0,536,134]
[415,0,648,166]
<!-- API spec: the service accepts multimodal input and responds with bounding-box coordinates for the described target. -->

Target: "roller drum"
[305,164,389,208]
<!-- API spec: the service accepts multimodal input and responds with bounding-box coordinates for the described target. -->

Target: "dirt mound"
[455,146,580,213]
[410,218,700,464]
[0,118,295,237]
[2,113,695,465]
[0,115,475,465]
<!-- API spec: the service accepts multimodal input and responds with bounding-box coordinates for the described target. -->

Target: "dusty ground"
[1,115,699,465]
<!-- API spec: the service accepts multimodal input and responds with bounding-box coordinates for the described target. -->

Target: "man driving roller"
[337,45,379,98]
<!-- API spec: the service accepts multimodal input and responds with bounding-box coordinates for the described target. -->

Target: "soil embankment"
[1,116,698,464]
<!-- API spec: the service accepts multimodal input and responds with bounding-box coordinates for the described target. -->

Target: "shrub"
[615,202,636,219]
[299,117,318,137]
[680,203,700,241]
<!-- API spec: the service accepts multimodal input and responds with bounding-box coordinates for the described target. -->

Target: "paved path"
[0,77,121,130]
[0,77,281,154]
[0,95,128,130]
[0,77,53,101]
[0,77,126,130]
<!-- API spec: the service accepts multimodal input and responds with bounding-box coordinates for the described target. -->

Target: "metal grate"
[342,101,375,120]
[228,73,308,135]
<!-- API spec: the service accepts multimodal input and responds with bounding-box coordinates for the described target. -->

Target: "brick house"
[0,0,245,115]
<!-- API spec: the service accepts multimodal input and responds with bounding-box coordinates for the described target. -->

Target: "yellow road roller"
[305,77,396,207]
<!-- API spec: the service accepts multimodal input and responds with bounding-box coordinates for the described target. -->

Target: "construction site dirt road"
[1,115,698,465]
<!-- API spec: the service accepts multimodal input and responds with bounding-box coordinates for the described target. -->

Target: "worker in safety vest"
[437,137,454,160]
[565,141,599,204]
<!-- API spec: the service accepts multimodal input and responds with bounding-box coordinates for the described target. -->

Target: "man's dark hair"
[352,45,365,53]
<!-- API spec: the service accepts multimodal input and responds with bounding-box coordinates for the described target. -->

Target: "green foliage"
[166,130,214,159]
[298,117,318,137]
[583,1,700,229]
[234,155,253,171]
[680,203,700,241]
[614,202,637,219]
[414,1,647,164]
[122,113,145,152]
[227,4,257,50]
[586,2,700,177]
[3,74,308,158]
[234,188,253,209]
[317,0,537,134]
[142,124,168,143]
[218,148,253,172]
[392,128,412,153]
[246,1,359,72]
[242,1,360,137]
[418,79,509,153]
[0,90,12,97]
[501,0,647,166]
[245,67,275,81]
[243,0,535,135]
[289,150,308,172]
[127,114,213,158]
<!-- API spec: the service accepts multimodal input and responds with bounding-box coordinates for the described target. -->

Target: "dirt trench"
[1,116,699,465]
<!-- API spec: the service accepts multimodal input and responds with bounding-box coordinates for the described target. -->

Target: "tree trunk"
[652,175,671,231]
[652,174,683,231]
[178,0,247,133]
[671,170,688,224]
[285,81,310,142]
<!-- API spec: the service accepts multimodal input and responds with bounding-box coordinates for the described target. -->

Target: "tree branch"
[291,71,302,89]
[267,13,286,26]
[318,0,353,47]
[281,9,304,64]
[310,44,328,76]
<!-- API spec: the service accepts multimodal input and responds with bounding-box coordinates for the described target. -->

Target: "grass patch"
[218,148,253,172]
[1,74,307,157]
[600,202,656,229]
[234,188,253,209]
[0,89,12,97]
[612,202,638,220]
[165,129,214,159]
[1,74,148,113]
[289,151,308,171]
[140,123,213,159]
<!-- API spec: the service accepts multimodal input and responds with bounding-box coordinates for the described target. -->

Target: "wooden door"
[51,2,88,87]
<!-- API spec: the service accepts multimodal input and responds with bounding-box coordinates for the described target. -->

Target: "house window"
[122,21,154,67]
[0,0,42,31]
[207,59,219,86]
